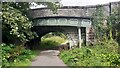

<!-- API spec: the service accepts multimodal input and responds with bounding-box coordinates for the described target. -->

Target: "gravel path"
[31,50,67,66]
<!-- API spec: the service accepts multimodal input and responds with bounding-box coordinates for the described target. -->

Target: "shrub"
[59,40,120,66]
[1,43,36,67]
[2,3,37,45]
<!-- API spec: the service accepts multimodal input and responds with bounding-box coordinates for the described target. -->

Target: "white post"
[78,27,82,48]
[69,40,72,49]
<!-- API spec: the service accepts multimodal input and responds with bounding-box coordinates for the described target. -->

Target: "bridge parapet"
[28,1,120,19]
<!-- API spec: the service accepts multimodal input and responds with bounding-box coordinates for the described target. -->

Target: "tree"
[6,2,60,16]
[2,3,38,45]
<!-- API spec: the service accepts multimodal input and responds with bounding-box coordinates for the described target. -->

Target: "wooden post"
[78,27,82,48]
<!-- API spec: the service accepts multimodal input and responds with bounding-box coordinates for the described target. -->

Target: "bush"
[1,43,36,67]
[2,3,37,45]
[59,40,120,66]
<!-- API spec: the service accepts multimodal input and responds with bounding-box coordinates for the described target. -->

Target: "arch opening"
[40,31,69,50]
[26,26,80,50]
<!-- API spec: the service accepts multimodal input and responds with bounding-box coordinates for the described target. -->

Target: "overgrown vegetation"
[2,3,38,45]
[60,5,120,67]
[42,32,67,39]
[59,40,120,66]
[1,2,60,67]
[92,5,120,46]
[92,6,106,40]
[1,43,38,67]
[1,3,39,67]
[40,35,67,50]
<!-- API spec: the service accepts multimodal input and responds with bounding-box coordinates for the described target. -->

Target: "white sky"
[30,0,120,9]
[60,0,120,6]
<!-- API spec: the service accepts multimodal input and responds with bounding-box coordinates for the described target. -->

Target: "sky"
[30,0,120,9]
[60,0,120,6]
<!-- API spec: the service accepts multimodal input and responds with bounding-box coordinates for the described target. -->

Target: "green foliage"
[94,40,118,53]
[92,6,106,39]
[1,43,36,67]
[59,40,120,66]
[92,5,120,42]
[2,3,37,44]
[4,2,30,16]
[108,8,119,26]
[40,36,66,49]
[108,7,120,43]
[42,32,67,39]
[3,2,60,16]
[45,2,60,14]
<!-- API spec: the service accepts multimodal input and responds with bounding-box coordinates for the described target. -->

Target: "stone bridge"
[27,1,120,49]
[30,17,92,49]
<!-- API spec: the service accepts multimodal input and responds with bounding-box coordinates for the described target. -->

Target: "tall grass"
[40,36,67,49]
[1,43,39,67]
[59,40,120,66]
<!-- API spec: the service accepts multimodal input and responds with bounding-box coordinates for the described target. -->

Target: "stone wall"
[28,1,120,19]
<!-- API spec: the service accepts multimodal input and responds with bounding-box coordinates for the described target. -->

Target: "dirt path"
[31,50,67,66]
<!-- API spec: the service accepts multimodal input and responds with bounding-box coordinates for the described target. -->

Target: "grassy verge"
[1,43,40,67]
[11,50,40,65]
[59,40,120,66]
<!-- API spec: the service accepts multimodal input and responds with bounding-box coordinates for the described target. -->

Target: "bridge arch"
[32,26,79,49]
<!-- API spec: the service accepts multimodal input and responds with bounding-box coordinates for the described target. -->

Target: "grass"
[40,36,67,49]
[2,50,40,68]
[2,36,66,67]
[9,36,67,67]
[10,60,31,66]
[59,40,120,66]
